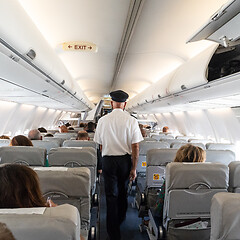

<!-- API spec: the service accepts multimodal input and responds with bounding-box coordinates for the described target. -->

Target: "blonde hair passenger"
[174,144,206,163]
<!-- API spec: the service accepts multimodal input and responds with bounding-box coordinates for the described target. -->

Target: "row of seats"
[146,162,228,239]
[137,146,236,174]
[147,162,240,240]
[0,146,97,194]
[143,137,236,151]
[136,149,236,222]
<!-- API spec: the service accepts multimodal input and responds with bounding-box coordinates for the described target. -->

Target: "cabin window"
[207,44,240,81]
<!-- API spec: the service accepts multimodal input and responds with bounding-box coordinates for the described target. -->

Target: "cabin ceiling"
[0,0,230,112]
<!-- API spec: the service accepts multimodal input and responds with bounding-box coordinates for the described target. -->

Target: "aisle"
[99,177,148,240]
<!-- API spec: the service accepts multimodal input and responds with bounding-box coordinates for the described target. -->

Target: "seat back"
[164,162,228,226]
[206,150,235,165]
[0,204,80,240]
[48,147,97,193]
[54,132,77,140]
[175,136,196,141]
[143,137,157,142]
[0,139,10,146]
[188,139,212,144]
[0,146,46,166]
[34,167,90,237]
[171,142,206,150]
[146,149,177,188]
[138,141,170,173]
[206,143,236,152]
[211,192,240,240]
[228,161,240,192]
[32,140,60,154]
[161,138,187,146]
[44,137,65,146]
[62,140,97,149]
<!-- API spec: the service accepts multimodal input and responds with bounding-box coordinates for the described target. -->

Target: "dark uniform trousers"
[102,154,132,240]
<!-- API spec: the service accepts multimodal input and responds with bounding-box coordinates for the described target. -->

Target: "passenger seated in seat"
[162,126,169,133]
[9,135,33,146]
[0,135,10,140]
[59,125,68,133]
[154,144,206,221]
[0,222,16,240]
[44,133,54,137]
[38,127,47,133]
[28,129,42,140]
[0,164,56,208]
[76,131,90,140]
[85,122,95,133]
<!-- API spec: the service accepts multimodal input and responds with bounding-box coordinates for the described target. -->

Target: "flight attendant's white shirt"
[94,109,144,156]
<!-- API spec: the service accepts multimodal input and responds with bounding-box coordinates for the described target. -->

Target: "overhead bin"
[0,0,94,110]
[187,0,240,47]
[168,44,218,93]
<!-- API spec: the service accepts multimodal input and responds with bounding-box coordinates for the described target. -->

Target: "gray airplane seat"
[151,135,174,141]
[143,137,157,142]
[0,204,80,240]
[54,132,77,140]
[161,138,187,146]
[188,139,212,145]
[0,146,46,166]
[206,143,236,152]
[48,147,97,194]
[44,137,65,146]
[162,162,228,240]
[206,149,235,165]
[34,167,91,239]
[0,139,10,146]
[63,140,97,149]
[210,192,240,240]
[171,142,206,150]
[228,161,240,192]
[136,149,177,219]
[137,141,170,174]
[32,140,60,154]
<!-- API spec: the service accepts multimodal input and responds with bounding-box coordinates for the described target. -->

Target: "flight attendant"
[94,90,143,240]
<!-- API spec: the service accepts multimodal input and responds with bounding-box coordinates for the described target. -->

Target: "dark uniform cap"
[110,90,129,102]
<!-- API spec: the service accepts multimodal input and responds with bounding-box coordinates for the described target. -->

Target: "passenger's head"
[0,223,16,240]
[0,164,46,208]
[162,126,169,133]
[139,124,144,129]
[10,135,33,146]
[59,125,68,133]
[110,90,129,110]
[76,131,89,141]
[0,135,10,140]
[87,122,95,132]
[68,127,74,130]
[44,133,54,137]
[174,144,206,163]
[79,122,85,128]
[28,129,42,140]
[38,127,47,133]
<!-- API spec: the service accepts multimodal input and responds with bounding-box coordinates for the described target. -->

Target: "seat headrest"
[35,167,91,197]
[0,146,46,166]
[139,141,170,154]
[206,150,235,165]
[147,149,177,165]
[166,162,229,190]
[48,147,97,166]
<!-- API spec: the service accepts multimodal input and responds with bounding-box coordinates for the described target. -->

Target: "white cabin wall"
[153,108,240,143]
[0,100,63,137]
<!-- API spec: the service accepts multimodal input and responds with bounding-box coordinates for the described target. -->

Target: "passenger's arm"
[129,142,139,181]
